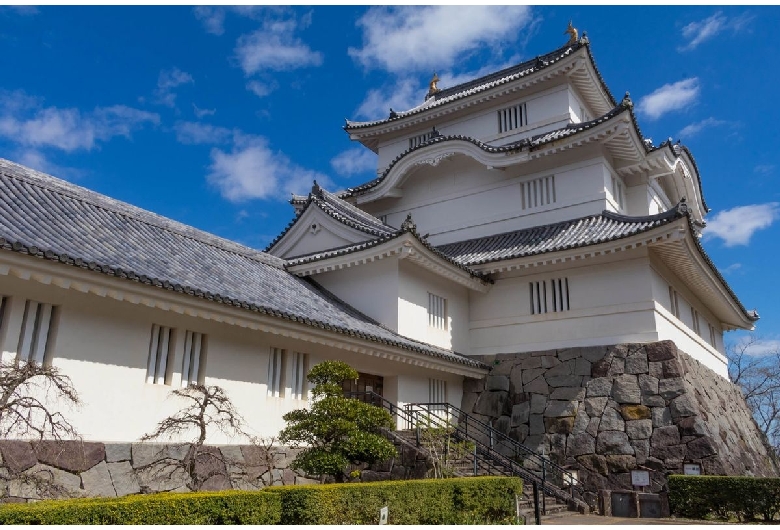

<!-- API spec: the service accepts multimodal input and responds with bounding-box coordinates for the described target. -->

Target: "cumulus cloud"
[173,121,233,145]
[678,117,728,138]
[193,6,226,35]
[207,135,330,202]
[14,149,84,180]
[153,67,194,107]
[721,263,742,275]
[636,78,699,120]
[235,17,322,75]
[732,336,780,357]
[331,147,377,177]
[703,202,780,247]
[355,78,423,121]
[349,6,533,73]
[679,11,753,51]
[246,80,276,98]
[0,91,159,152]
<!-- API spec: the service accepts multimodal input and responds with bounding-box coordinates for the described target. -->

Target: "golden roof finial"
[428,72,440,94]
[564,20,578,45]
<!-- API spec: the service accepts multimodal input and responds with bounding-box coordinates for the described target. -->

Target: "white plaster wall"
[272,208,370,259]
[397,260,469,353]
[394,372,464,429]
[314,257,400,331]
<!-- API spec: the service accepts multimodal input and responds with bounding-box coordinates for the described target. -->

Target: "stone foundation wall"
[0,434,431,502]
[462,340,779,498]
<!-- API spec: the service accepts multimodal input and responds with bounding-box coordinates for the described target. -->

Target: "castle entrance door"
[342,372,384,405]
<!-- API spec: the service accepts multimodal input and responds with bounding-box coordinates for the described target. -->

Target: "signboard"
[683,463,702,476]
[379,506,388,525]
[631,470,650,487]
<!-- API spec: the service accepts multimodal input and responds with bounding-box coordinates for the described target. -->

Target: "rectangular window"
[668,287,680,318]
[146,324,174,385]
[267,347,285,398]
[708,323,718,348]
[181,331,206,388]
[530,278,570,315]
[17,299,57,365]
[409,131,434,149]
[289,351,309,400]
[428,293,447,330]
[429,378,447,403]
[498,102,528,133]
[519,176,556,210]
[579,106,590,122]
[611,176,625,210]
[690,308,701,335]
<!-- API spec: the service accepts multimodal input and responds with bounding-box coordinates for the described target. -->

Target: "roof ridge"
[0,158,284,269]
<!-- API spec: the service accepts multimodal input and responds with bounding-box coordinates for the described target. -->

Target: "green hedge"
[669,475,780,522]
[267,476,523,524]
[0,489,282,525]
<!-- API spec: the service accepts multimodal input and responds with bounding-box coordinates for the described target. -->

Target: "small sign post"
[631,469,650,491]
[379,506,388,525]
[683,463,701,476]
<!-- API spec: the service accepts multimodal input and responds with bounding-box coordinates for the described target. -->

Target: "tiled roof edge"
[0,237,488,370]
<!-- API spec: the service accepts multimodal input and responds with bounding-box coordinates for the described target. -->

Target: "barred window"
[267,347,285,398]
[520,176,556,210]
[181,331,207,387]
[428,293,447,330]
[146,324,174,385]
[17,299,57,365]
[668,286,680,318]
[530,278,570,315]
[290,351,309,400]
[498,102,528,133]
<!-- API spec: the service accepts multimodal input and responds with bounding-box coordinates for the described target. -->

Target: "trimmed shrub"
[669,475,780,522]
[268,476,523,525]
[0,490,281,525]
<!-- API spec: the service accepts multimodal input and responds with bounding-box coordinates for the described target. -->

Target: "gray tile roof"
[0,158,486,370]
[437,206,687,266]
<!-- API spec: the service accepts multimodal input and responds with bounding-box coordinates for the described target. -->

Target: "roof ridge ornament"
[400,213,417,232]
[621,91,633,109]
[565,20,578,45]
[677,197,689,215]
[579,31,589,45]
[426,72,441,100]
[311,180,323,198]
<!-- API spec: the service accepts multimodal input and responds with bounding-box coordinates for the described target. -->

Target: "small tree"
[141,385,248,491]
[279,361,397,482]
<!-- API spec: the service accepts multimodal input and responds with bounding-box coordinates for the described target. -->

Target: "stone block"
[608,358,626,376]
[568,433,595,456]
[34,441,105,473]
[167,444,190,461]
[530,393,547,414]
[509,425,529,444]
[650,425,680,448]
[550,387,585,401]
[633,439,650,464]
[474,390,509,417]
[677,416,707,437]
[131,444,168,468]
[108,461,141,496]
[596,431,634,455]
[585,396,608,416]
[485,375,509,392]
[586,417,600,437]
[544,400,577,418]
[638,375,659,395]
[556,347,581,362]
[577,454,608,475]
[490,360,513,376]
[586,378,612,397]
[529,414,545,435]
[606,455,636,473]
[626,420,653,440]
[522,368,547,384]
[644,457,665,471]
[517,356,543,370]
[511,401,530,426]
[599,407,625,431]
[545,416,575,434]
[662,359,683,378]
[581,346,608,362]
[524,377,549,395]
[0,441,37,474]
[648,362,664,379]
[495,415,511,435]
[658,378,685,400]
[612,375,641,404]
[591,356,612,378]
[82,461,116,497]
[625,352,649,374]
[573,406,590,434]
[686,437,717,459]
[620,405,651,421]
[670,395,697,419]
[137,464,189,492]
[194,447,228,486]
[546,375,582,388]
[575,358,592,376]
[649,444,686,463]
[461,392,479,414]
[9,463,82,499]
[105,444,132,463]
[642,394,666,407]
[541,355,561,369]
[546,360,575,377]
[463,378,483,394]
[651,407,673,428]
[646,341,676,362]
[523,435,546,455]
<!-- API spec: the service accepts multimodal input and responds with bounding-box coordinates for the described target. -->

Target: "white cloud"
[331,147,377,177]
[754,164,775,175]
[349,6,533,73]
[732,337,780,357]
[636,78,699,121]
[703,202,780,247]
[193,104,216,118]
[173,121,233,145]
[14,149,84,180]
[246,80,276,98]
[679,11,753,51]
[207,135,330,202]
[721,263,742,275]
[678,117,728,138]
[235,17,322,75]
[193,6,225,35]
[355,78,422,121]
[154,67,194,107]
[0,92,159,152]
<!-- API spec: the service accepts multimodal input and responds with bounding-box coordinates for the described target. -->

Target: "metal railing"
[344,391,587,513]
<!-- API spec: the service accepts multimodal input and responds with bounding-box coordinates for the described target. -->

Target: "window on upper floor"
[579,106,591,122]
[428,293,447,330]
[668,287,680,318]
[12,298,58,366]
[611,176,625,211]
[498,102,528,134]
[146,324,174,385]
[429,378,447,403]
[289,351,309,400]
[708,323,718,348]
[267,347,285,398]
[409,131,435,149]
[690,308,701,336]
[530,278,570,315]
[181,330,207,388]
[520,175,556,210]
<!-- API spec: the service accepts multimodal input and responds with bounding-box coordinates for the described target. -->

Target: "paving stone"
[9,463,82,499]
[81,461,116,497]
[105,444,132,463]
[517,356,543,370]
[572,405,590,434]
[529,414,545,435]
[641,394,666,407]
[633,439,650,464]
[678,416,708,437]
[529,393,548,414]
[107,461,141,496]
[586,417,600,437]
[662,359,684,378]
[686,437,718,459]
[648,362,664,379]
[463,378,483,394]
[461,391,479,414]
[607,358,626,376]
[131,444,168,468]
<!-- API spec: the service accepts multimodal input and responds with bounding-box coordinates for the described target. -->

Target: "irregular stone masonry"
[463,340,779,502]
[0,435,431,502]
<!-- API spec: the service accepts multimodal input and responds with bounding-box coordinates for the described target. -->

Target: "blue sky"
[1,5,779,353]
